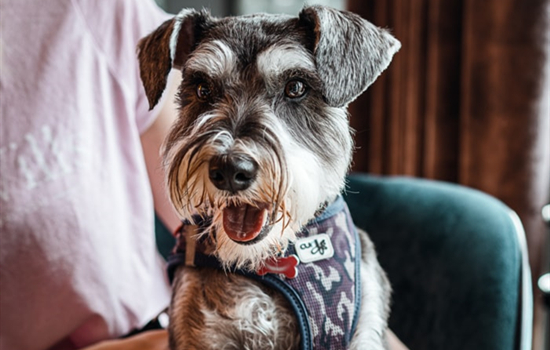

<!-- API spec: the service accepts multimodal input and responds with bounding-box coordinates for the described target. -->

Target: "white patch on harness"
[295,234,334,263]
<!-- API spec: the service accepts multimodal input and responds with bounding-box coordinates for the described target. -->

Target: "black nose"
[208,153,258,193]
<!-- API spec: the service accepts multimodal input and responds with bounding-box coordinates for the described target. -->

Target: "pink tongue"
[223,204,266,242]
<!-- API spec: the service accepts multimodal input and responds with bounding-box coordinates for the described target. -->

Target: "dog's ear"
[137,9,210,110]
[299,6,401,107]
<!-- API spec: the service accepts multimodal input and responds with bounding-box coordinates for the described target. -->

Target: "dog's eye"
[196,83,212,101]
[285,80,307,99]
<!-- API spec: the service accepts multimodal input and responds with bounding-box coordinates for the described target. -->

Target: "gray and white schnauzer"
[138,5,400,350]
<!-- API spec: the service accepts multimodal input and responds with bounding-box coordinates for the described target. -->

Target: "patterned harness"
[167,196,362,350]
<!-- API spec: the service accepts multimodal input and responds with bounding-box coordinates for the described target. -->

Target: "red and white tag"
[257,255,300,279]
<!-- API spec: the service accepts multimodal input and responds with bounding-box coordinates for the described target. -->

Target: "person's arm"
[388,329,409,350]
[140,70,182,233]
[81,327,408,350]
[81,330,168,350]
[79,73,180,350]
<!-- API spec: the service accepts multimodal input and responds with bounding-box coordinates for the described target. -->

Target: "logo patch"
[295,234,334,263]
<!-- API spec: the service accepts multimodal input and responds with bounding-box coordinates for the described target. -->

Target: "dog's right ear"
[137,9,210,110]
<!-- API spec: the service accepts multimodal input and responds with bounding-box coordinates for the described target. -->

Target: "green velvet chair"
[344,174,532,350]
[156,174,533,350]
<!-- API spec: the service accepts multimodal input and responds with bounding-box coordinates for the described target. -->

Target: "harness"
[167,196,361,350]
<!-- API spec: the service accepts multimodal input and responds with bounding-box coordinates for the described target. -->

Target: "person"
[0,1,408,349]
[1,1,179,349]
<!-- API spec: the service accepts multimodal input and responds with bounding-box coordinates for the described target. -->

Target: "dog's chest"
[168,197,361,350]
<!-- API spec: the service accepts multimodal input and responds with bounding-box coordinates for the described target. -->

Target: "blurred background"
[155,0,549,349]
[155,0,344,16]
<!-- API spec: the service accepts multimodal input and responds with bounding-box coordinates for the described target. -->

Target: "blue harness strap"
[167,196,362,350]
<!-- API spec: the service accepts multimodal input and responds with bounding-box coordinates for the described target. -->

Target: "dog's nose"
[208,154,258,193]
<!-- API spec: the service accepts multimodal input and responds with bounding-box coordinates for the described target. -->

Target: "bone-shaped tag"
[257,255,300,279]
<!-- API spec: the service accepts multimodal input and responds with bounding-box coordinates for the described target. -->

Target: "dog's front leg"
[350,229,392,350]
[168,267,300,350]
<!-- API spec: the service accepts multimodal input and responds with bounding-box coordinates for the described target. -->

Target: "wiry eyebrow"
[185,40,237,78]
[256,44,316,80]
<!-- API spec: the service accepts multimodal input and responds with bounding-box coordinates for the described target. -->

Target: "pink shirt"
[1,1,172,349]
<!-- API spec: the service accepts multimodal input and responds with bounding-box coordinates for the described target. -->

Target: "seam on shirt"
[71,0,171,134]
[70,0,134,103]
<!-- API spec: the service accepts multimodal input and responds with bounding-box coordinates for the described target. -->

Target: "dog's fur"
[138,5,400,350]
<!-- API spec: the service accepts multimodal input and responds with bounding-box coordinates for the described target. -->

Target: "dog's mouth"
[222,202,272,244]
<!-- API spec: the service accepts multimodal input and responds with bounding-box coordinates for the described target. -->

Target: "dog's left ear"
[299,6,401,107]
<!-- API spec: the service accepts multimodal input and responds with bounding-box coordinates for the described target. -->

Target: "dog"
[137,5,400,350]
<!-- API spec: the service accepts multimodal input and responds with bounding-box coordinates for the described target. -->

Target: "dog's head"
[138,6,400,270]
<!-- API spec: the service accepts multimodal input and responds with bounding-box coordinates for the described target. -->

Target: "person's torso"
[0,1,171,349]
